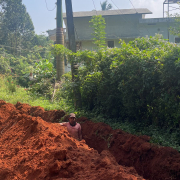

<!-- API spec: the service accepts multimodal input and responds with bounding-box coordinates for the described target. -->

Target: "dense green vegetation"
[53,34,180,128]
[0,2,180,151]
[0,75,73,112]
[52,34,180,151]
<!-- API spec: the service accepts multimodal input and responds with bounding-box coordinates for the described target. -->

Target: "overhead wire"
[44,0,57,11]
[128,0,150,34]
[128,0,138,13]
[91,0,98,15]
[91,0,96,10]
[110,0,150,35]
[96,0,142,39]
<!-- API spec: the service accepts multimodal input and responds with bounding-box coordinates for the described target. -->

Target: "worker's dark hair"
[69,113,76,118]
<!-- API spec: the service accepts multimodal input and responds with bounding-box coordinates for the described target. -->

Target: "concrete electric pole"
[56,0,65,79]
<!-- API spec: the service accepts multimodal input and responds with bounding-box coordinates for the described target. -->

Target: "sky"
[22,0,180,35]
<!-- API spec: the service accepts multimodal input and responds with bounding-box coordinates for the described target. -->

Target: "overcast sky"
[22,0,180,35]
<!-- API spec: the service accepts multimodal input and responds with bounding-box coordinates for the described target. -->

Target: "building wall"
[105,14,142,39]
[48,15,178,73]
[49,16,177,47]
[64,14,143,42]
[80,38,136,50]
[139,18,175,42]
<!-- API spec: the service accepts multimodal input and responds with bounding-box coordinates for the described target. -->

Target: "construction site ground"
[0,100,180,180]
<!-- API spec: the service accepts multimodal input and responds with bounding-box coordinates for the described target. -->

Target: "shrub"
[29,59,56,99]
[5,76,17,93]
[53,35,180,129]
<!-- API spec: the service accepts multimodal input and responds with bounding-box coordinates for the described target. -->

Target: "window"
[107,41,114,48]
[175,37,180,43]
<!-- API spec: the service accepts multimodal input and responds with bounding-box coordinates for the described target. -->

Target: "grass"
[0,75,74,112]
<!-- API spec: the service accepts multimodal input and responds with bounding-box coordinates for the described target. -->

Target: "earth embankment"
[78,118,180,180]
[0,100,144,180]
[0,100,180,180]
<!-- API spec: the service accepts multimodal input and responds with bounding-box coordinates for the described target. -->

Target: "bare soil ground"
[0,100,180,180]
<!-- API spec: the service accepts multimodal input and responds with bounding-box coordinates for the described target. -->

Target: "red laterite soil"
[0,100,180,180]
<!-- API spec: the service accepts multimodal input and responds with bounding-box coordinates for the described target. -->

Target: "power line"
[110,0,150,35]
[109,0,146,37]
[44,0,56,11]
[91,0,98,15]
[110,0,129,16]
[128,0,150,35]
[128,0,138,13]
[89,0,125,41]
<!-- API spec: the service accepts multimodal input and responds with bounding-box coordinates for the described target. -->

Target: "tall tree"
[0,0,35,54]
[100,0,112,11]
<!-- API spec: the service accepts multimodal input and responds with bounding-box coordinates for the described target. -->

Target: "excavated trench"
[0,100,180,180]
[78,118,180,180]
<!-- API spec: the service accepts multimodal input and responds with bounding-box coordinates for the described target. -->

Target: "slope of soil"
[78,117,180,180]
[0,100,144,180]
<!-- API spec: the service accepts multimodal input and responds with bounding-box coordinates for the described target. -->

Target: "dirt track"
[0,100,180,180]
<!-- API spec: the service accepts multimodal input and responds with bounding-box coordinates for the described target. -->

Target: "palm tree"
[100,0,112,11]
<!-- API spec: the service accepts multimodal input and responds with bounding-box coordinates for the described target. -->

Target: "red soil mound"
[0,100,144,180]
[15,101,65,123]
[77,117,180,180]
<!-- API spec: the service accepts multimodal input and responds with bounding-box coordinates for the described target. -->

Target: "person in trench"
[60,113,82,141]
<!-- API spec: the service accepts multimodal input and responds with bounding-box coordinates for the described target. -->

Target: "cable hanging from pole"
[129,0,138,13]
[91,0,98,15]
[45,0,57,11]
[128,0,150,34]
[110,0,150,35]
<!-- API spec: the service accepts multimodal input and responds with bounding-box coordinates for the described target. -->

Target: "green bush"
[5,76,17,93]
[53,35,180,130]
[29,59,56,99]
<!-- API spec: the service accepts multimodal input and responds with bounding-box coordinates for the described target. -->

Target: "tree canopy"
[0,0,35,54]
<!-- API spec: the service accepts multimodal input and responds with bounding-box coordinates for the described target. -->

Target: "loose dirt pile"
[0,100,144,180]
[0,100,180,180]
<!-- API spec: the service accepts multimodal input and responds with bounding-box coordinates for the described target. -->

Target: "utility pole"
[65,0,82,108]
[65,0,76,53]
[56,0,65,79]
[167,0,170,41]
